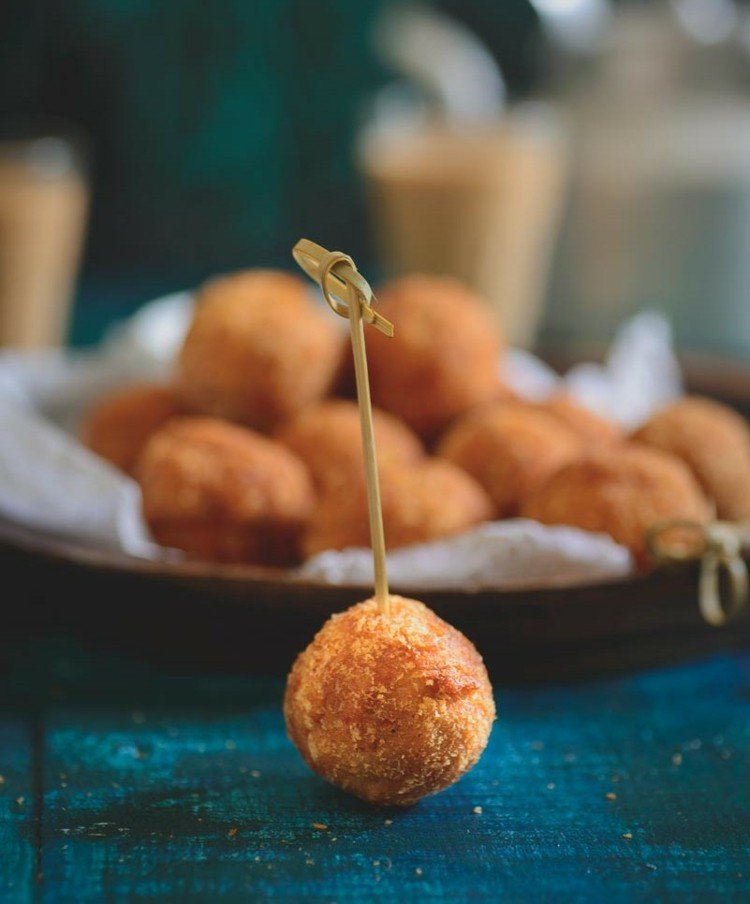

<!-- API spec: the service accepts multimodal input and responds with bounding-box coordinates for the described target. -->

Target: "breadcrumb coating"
[303,459,493,558]
[284,595,495,805]
[521,445,711,566]
[177,269,341,430]
[363,275,502,438]
[632,396,750,521]
[277,400,424,491]
[83,383,181,475]
[137,417,314,564]
[438,402,583,516]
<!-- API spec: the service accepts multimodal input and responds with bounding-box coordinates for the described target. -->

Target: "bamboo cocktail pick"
[292,239,393,615]
[285,242,495,807]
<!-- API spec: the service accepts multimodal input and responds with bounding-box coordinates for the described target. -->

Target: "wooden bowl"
[1,349,749,681]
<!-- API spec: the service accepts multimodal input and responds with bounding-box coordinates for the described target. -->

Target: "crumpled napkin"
[0,294,680,586]
[503,310,682,429]
[0,397,156,556]
[297,520,632,589]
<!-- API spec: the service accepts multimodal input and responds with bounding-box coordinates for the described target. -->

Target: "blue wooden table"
[0,635,748,902]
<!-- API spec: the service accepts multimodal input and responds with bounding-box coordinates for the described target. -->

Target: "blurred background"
[1,0,750,355]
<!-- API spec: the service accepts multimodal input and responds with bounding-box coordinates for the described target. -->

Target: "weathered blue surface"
[0,719,34,903]
[1,650,748,901]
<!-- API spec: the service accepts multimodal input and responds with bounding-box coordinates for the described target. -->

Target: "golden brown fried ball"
[83,383,182,475]
[438,403,583,516]
[632,396,750,521]
[364,275,502,438]
[177,269,341,431]
[539,394,621,447]
[137,417,314,565]
[277,400,424,491]
[284,595,495,806]
[303,460,492,558]
[521,445,711,566]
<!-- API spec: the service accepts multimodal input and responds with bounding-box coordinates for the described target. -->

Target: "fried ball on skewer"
[284,595,495,806]
[137,417,314,565]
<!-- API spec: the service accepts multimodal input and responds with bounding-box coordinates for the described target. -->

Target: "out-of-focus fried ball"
[284,595,495,806]
[438,403,583,516]
[538,394,621,447]
[177,270,341,430]
[364,275,502,438]
[494,380,520,404]
[83,383,181,475]
[303,460,492,558]
[137,417,314,565]
[632,396,750,521]
[277,400,424,491]
[521,445,712,566]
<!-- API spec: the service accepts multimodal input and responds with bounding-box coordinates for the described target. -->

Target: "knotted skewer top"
[292,239,394,337]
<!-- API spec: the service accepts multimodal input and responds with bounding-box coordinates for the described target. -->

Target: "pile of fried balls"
[84,268,750,570]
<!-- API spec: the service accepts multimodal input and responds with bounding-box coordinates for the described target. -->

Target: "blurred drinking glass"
[359,105,568,348]
[0,131,89,348]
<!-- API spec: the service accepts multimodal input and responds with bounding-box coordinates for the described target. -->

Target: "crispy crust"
[277,400,424,491]
[284,595,495,805]
[521,445,711,566]
[83,383,182,475]
[137,417,314,565]
[364,275,502,438]
[438,402,583,516]
[177,269,341,430]
[632,396,750,521]
[303,459,493,558]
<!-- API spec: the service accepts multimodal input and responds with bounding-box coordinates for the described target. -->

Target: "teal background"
[5,1,750,358]
[0,0,540,343]
[1,0,386,275]
[0,0,537,279]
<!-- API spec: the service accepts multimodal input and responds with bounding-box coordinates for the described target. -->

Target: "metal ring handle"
[646,518,749,626]
[699,549,749,626]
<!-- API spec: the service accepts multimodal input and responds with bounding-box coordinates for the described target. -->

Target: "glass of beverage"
[359,105,568,348]
[0,130,89,348]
